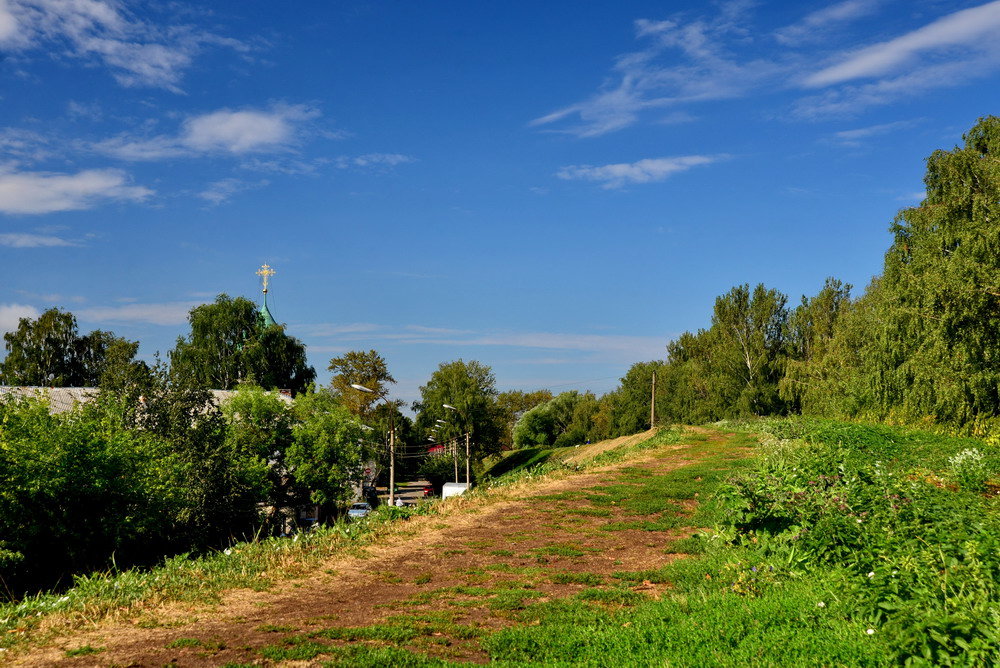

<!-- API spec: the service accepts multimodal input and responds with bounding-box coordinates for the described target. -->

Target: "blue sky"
[1,0,999,408]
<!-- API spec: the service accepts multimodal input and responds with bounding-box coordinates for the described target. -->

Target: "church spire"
[256,263,277,328]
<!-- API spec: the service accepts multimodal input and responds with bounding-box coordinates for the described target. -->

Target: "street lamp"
[350,383,398,506]
[443,403,471,488]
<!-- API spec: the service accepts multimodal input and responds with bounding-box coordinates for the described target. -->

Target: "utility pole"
[465,432,471,487]
[453,438,459,482]
[650,371,656,429]
[388,418,396,505]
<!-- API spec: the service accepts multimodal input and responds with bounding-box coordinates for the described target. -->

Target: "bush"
[715,419,1000,665]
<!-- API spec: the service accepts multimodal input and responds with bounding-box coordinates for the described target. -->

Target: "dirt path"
[14,429,744,667]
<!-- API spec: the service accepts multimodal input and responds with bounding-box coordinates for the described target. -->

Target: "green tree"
[779,278,853,413]
[853,116,1000,425]
[328,349,396,418]
[613,361,665,434]
[495,389,553,450]
[0,308,138,387]
[169,294,315,394]
[220,385,299,520]
[708,283,790,417]
[413,359,501,460]
[512,391,600,448]
[287,390,368,506]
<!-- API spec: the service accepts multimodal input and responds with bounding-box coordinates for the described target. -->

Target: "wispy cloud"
[531,2,788,137]
[77,301,202,326]
[302,323,667,362]
[0,232,77,247]
[296,322,382,338]
[535,2,1000,128]
[795,1,1000,116]
[345,153,415,168]
[93,103,321,161]
[556,155,724,189]
[804,2,1000,87]
[0,128,53,162]
[0,0,246,91]
[774,0,879,46]
[829,119,920,147]
[197,178,269,205]
[0,167,151,214]
[0,303,39,332]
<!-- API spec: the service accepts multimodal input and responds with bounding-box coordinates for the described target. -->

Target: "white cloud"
[197,178,268,205]
[534,2,1000,126]
[0,232,76,247]
[774,0,879,46]
[793,56,993,118]
[532,2,788,137]
[348,153,415,168]
[0,0,18,44]
[804,1,1000,87]
[302,322,667,362]
[556,155,724,189]
[0,303,39,332]
[0,127,53,162]
[0,167,151,214]
[77,301,201,326]
[94,104,321,161]
[830,119,920,147]
[1,0,245,91]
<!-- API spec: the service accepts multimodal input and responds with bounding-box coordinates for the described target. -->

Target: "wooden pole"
[650,371,656,429]
[465,432,471,487]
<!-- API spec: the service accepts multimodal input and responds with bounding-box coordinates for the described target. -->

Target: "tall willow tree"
[864,116,1000,424]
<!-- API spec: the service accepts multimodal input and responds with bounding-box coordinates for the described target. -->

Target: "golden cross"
[256,263,276,293]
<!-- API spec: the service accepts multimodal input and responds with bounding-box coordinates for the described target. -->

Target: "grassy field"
[6,420,1000,666]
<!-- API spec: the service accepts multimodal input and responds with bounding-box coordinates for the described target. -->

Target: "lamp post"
[443,403,471,488]
[351,383,397,506]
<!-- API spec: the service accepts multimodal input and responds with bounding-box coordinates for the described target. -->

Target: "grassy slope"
[10,419,996,666]
[0,426,687,659]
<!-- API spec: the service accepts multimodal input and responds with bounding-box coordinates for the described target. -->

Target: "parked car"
[347,502,372,520]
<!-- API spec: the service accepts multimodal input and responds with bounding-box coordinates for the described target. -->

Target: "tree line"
[611,116,1000,434]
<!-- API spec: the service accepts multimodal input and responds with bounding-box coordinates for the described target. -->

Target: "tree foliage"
[0,308,141,387]
[169,294,315,394]
[512,391,601,448]
[413,359,501,460]
[495,389,553,450]
[328,349,396,418]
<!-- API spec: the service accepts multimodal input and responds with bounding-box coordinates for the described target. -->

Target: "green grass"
[165,637,202,648]
[531,544,587,557]
[551,572,604,586]
[64,644,103,657]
